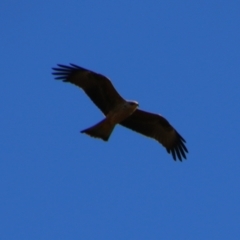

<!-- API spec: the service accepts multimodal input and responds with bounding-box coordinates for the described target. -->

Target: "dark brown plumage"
[52,64,124,115]
[52,63,188,161]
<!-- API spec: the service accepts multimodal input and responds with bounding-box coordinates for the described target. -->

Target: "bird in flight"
[52,63,188,161]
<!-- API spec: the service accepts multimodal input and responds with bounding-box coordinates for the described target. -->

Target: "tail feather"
[81,118,115,141]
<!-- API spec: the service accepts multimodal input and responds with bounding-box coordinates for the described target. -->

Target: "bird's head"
[126,100,139,110]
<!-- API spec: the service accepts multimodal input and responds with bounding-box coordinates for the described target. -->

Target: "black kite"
[52,63,188,161]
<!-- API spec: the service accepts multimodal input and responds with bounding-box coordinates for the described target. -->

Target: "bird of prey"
[52,63,188,161]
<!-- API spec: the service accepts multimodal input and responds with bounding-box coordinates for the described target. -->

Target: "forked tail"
[81,118,115,141]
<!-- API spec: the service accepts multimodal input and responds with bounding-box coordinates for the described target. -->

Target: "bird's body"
[106,101,139,124]
[52,63,188,161]
[81,101,139,141]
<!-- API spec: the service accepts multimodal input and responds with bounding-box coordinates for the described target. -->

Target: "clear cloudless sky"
[1,0,240,239]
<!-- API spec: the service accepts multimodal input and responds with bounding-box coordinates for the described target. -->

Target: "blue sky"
[1,0,240,239]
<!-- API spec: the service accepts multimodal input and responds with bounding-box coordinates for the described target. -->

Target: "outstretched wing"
[52,64,125,115]
[120,109,188,161]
